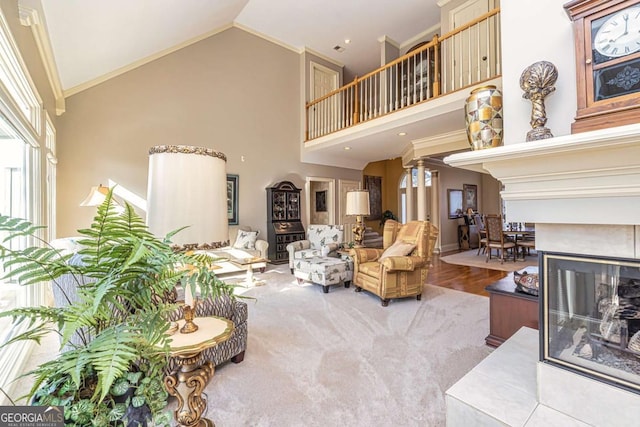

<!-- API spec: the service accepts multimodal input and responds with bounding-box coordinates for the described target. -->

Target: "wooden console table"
[485,275,538,347]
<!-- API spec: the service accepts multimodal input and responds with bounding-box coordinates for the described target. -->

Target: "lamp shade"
[346,190,370,216]
[79,185,109,207]
[146,145,229,250]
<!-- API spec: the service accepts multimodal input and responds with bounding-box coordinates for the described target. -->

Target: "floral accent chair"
[293,256,353,294]
[352,220,438,307]
[285,224,344,274]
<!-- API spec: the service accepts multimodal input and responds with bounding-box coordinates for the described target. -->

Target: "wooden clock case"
[564,0,640,133]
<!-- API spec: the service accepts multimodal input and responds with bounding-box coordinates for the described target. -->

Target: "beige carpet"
[201,264,493,426]
[8,265,494,426]
[440,249,538,272]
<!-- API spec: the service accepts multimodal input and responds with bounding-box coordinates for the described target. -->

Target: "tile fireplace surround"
[444,123,640,426]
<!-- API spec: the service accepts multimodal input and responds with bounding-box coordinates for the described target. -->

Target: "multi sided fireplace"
[541,252,640,393]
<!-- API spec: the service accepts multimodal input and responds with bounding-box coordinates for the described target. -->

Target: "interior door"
[338,179,361,243]
[449,0,491,89]
[310,62,339,136]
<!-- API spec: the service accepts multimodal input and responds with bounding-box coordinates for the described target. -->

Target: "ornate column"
[405,167,414,222]
[430,170,441,252]
[416,159,427,221]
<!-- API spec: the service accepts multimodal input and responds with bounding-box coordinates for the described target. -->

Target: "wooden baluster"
[374,73,378,117]
[353,77,359,124]
[433,34,440,97]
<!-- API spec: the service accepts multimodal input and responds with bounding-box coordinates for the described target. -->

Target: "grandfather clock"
[564,0,640,133]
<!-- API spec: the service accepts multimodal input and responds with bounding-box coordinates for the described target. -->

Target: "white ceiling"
[34,0,441,91]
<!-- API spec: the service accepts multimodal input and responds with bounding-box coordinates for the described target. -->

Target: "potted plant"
[0,190,234,426]
[379,210,398,227]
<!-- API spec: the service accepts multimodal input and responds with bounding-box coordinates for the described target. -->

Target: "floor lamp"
[146,145,229,251]
[346,190,370,247]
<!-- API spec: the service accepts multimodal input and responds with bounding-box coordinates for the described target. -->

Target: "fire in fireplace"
[541,252,640,393]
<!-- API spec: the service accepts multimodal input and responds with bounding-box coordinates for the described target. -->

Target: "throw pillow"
[378,240,416,262]
[233,230,259,250]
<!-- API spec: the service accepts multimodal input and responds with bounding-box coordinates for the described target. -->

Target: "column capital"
[416,159,425,167]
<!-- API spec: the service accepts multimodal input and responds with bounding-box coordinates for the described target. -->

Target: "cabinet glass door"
[287,192,299,220]
[272,191,286,220]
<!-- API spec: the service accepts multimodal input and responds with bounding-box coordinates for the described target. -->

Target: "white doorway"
[311,62,339,100]
[338,179,361,243]
[306,177,335,226]
[447,0,492,89]
[310,62,340,136]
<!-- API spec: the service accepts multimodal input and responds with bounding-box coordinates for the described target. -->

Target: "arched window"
[399,169,431,223]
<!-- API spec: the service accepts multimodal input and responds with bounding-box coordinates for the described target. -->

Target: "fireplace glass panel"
[542,252,640,393]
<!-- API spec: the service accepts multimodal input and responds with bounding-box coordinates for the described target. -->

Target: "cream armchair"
[352,220,438,307]
[285,224,344,273]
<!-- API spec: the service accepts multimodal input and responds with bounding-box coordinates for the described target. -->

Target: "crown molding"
[377,35,399,48]
[401,129,468,166]
[64,21,311,98]
[18,5,65,115]
[232,22,301,54]
[399,23,441,51]
[64,22,234,98]
[302,47,344,68]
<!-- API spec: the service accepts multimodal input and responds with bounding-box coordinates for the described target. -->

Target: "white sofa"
[53,225,269,277]
[199,225,269,275]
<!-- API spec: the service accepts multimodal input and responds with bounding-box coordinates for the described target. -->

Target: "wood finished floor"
[429,250,507,297]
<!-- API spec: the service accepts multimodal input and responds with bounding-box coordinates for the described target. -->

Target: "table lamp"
[146,145,229,333]
[146,145,229,252]
[346,190,370,247]
[79,184,109,206]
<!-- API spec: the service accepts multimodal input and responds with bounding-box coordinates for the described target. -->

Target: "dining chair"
[518,237,536,256]
[473,214,487,255]
[484,214,516,264]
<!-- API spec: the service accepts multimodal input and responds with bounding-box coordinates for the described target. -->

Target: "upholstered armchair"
[285,224,344,273]
[352,220,438,307]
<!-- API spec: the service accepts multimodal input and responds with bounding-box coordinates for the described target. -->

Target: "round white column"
[405,167,414,222]
[417,159,426,221]
[430,170,440,252]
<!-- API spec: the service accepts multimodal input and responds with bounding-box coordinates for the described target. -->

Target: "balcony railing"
[305,8,501,141]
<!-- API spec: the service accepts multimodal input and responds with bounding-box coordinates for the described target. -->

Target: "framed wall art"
[463,184,478,213]
[364,175,382,220]
[315,190,327,212]
[227,174,239,225]
[448,189,463,219]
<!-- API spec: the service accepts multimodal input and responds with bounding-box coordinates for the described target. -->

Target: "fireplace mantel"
[444,123,640,225]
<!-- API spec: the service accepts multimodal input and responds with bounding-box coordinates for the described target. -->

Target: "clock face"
[592,6,640,61]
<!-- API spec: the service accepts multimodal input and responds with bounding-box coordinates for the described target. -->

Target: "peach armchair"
[352,220,438,306]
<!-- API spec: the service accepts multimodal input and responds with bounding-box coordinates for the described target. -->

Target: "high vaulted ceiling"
[29,0,441,93]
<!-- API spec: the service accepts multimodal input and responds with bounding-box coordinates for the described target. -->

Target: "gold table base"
[164,351,215,427]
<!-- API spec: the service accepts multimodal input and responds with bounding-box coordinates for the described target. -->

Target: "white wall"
[500,0,577,143]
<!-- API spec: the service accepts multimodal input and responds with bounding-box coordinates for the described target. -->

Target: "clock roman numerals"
[592,6,640,59]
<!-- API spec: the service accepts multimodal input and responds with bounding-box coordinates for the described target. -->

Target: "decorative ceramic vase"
[464,85,503,150]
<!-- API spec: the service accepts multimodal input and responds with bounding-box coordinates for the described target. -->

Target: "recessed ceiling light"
[333,45,345,52]
[344,39,351,44]
[344,146,351,150]
[398,132,407,136]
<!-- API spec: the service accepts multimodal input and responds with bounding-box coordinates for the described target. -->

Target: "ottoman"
[293,256,353,293]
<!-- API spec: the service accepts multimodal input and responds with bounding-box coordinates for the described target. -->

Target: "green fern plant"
[0,189,234,426]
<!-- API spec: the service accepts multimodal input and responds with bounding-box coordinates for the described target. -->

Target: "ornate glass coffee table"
[164,316,234,427]
[229,256,267,286]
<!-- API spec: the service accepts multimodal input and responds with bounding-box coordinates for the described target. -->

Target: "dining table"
[503,227,535,261]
